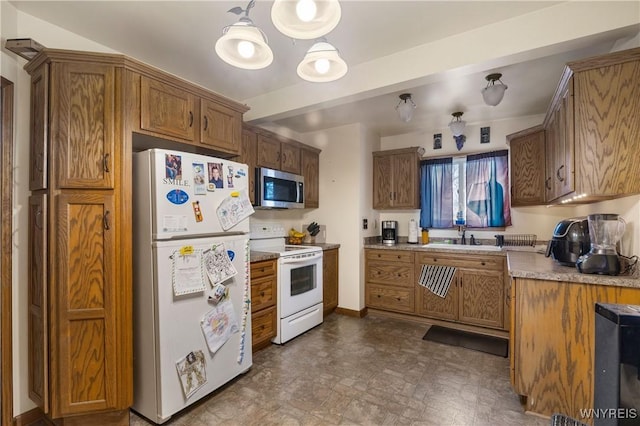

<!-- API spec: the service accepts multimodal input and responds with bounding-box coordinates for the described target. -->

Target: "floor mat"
[422,325,508,357]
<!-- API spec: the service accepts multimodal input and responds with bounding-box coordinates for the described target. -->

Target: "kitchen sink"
[421,242,502,251]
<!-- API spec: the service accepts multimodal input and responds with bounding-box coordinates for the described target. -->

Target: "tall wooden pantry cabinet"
[24,48,249,425]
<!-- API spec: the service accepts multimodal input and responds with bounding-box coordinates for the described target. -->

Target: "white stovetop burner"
[250,223,321,257]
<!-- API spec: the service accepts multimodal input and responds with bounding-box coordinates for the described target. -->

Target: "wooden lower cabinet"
[415,252,506,330]
[364,249,508,333]
[322,248,339,316]
[511,278,640,424]
[365,249,415,313]
[250,259,277,352]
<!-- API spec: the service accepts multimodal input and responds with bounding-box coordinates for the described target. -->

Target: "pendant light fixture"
[215,0,273,70]
[481,73,508,106]
[297,38,347,82]
[395,94,416,123]
[271,0,342,39]
[449,112,466,136]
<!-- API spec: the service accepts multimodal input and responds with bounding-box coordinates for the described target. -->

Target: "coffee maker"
[381,221,398,246]
[576,214,626,275]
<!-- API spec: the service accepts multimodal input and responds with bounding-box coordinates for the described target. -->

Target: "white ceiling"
[8,1,640,137]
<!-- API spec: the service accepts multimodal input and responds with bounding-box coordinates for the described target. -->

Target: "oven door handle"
[279,253,323,264]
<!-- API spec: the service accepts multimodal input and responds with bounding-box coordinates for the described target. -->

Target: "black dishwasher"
[594,303,640,426]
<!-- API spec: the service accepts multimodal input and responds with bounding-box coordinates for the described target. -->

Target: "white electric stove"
[250,223,323,344]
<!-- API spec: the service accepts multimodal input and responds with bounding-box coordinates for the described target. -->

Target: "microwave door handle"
[297,183,302,203]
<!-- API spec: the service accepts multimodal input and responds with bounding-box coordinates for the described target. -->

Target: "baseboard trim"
[14,408,129,426]
[334,307,368,318]
[13,408,51,426]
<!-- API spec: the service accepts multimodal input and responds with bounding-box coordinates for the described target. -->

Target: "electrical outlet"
[363,218,368,230]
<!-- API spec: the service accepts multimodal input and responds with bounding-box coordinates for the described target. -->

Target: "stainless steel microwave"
[255,167,305,209]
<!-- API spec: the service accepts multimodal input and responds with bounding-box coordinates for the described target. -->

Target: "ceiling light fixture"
[271,0,342,40]
[297,38,347,82]
[481,73,508,106]
[395,93,416,123]
[449,112,466,136]
[215,0,273,70]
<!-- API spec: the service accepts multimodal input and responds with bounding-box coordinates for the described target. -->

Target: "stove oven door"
[278,251,323,318]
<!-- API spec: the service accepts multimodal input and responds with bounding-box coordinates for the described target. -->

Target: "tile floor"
[130,313,550,426]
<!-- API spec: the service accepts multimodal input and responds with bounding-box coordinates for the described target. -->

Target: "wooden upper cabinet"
[507,126,546,206]
[301,147,320,208]
[573,51,640,198]
[544,79,574,202]
[256,133,281,170]
[280,141,301,174]
[140,76,197,141]
[240,127,258,204]
[373,147,423,209]
[256,132,301,174]
[50,62,116,189]
[29,65,48,191]
[200,98,241,155]
[53,192,118,416]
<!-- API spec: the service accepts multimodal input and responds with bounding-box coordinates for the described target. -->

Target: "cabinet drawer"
[251,275,276,313]
[416,252,504,271]
[251,259,277,279]
[252,306,276,348]
[366,284,414,313]
[366,250,413,263]
[366,262,414,287]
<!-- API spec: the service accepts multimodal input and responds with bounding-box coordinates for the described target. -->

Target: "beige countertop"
[250,243,340,263]
[507,251,640,288]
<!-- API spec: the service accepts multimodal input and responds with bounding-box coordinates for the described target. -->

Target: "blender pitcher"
[576,214,626,275]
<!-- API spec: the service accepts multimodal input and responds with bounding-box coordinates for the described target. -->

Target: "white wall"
[1,3,118,415]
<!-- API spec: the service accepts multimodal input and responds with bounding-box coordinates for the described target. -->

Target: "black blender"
[576,213,626,275]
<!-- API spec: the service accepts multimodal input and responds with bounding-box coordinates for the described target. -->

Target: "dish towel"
[418,265,457,298]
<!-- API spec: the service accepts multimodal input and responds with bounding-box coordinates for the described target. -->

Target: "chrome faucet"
[458,225,466,245]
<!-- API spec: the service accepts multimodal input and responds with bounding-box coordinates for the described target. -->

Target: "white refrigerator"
[132,148,254,424]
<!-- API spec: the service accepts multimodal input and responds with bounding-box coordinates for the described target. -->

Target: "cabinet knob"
[188,111,194,127]
[396,297,401,301]
[397,255,401,259]
[204,116,208,131]
[35,152,44,172]
[103,153,110,173]
[481,262,485,266]
[377,294,382,298]
[260,291,265,297]
[34,207,43,230]
[545,177,552,190]
[557,165,565,182]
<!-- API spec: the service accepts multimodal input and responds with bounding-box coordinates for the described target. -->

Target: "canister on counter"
[421,228,429,244]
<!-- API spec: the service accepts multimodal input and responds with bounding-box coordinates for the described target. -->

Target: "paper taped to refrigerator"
[203,243,237,286]
[201,299,239,354]
[175,350,207,399]
[172,249,206,296]
[216,189,254,231]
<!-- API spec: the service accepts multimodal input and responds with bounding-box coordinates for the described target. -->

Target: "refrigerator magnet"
[192,163,206,195]
[207,162,224,191]
[192,201,203,222]
[227,165,234,188]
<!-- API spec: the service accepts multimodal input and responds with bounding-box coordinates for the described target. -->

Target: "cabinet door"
[240,128,258,204]
[28,194,48,412]
[558,83,574,197]
[252,306,277,350]
[392,153,419,208]
[458,269,504,329]
[301,148,319,208]
[200,98,241,155]
[52,192,117,416]
[51,62,116,189]
[510,130,546,206]
[280,141,301,174]
[372,155,392,209]
[30,65,48,191]
[322,248,339,316]
[544,116,556,201]
[416,278,458,321]
[257,134,281,170]
[140,76,196,141]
